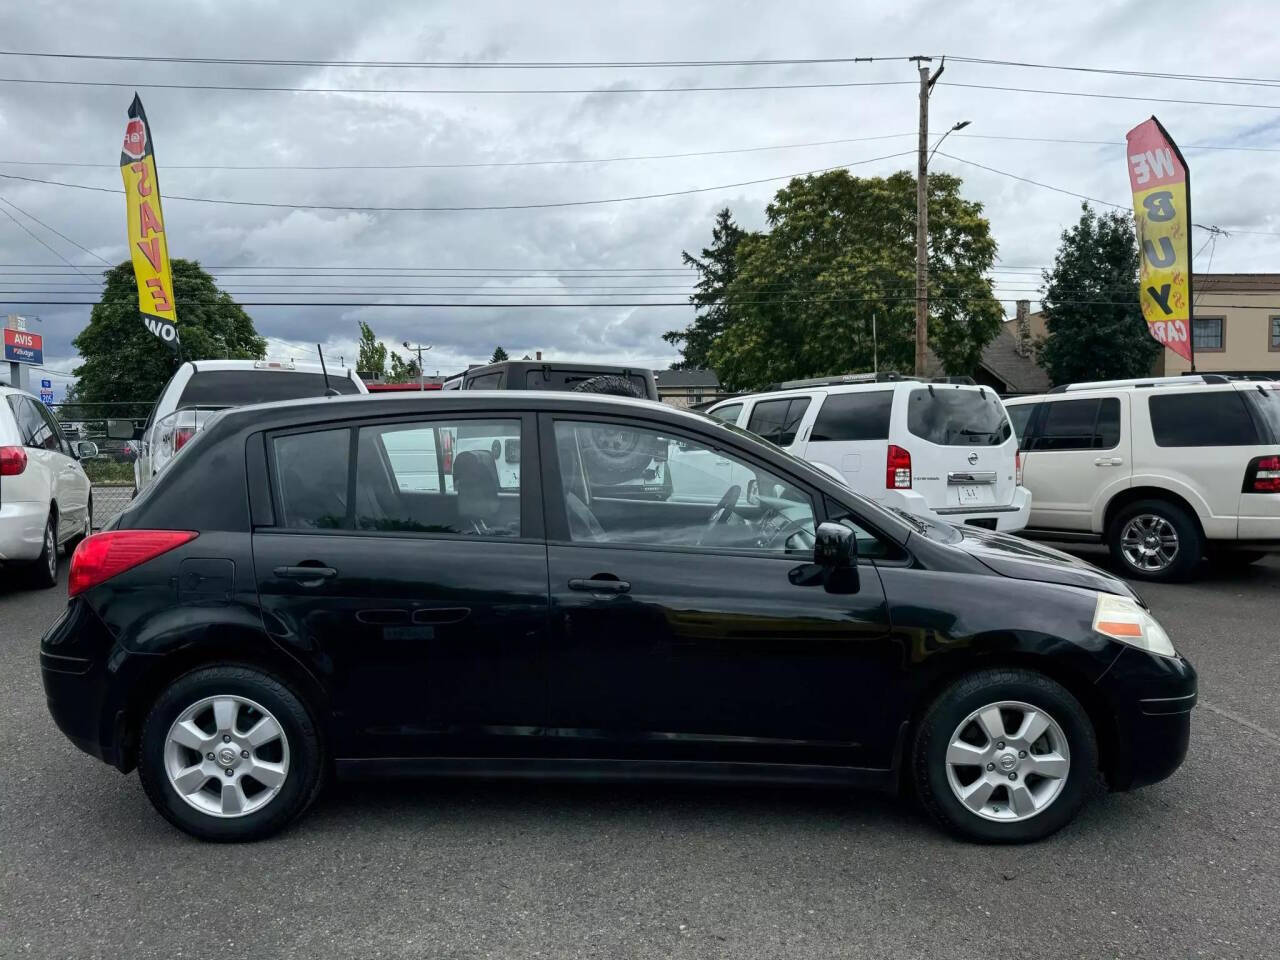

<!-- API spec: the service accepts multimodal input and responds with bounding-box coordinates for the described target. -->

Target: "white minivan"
[1,386,96,587]
[706,375,1030,532]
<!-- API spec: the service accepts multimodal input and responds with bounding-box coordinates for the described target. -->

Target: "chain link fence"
[49,401,152,531]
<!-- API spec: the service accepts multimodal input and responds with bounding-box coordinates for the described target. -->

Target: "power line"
[3,297,1275,308]
[933,151,1127,208]
[0,196,111,265]
[940,80,1280,111]
[0,75,916,96]
[946,56,1280,90]
[953,132,1280,154]
[0,133,918,171]
[0,200,96,279]
[0,50,917,69]
[0,150,917,212]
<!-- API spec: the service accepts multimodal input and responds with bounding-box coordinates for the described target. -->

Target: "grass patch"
[82,460,135,485]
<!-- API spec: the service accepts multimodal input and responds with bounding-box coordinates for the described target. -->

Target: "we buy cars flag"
[120,94,179,352]
[1126,116,1194,363]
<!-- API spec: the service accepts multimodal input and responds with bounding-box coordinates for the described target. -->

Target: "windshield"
[177,370,360,408]
[906,386,1013,446]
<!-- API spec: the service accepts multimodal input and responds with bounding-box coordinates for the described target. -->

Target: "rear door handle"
[274,565,338,584]
[568,577,631,595]
[1094,457,1124,467]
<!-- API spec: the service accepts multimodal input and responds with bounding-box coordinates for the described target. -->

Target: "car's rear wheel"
[913,668,1097,843]
[1107,498,1203,583]
[28,511,58,589]
[138,665,324,842]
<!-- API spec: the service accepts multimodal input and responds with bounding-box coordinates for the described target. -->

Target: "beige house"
[1021,273,1280,381]
[1153,274,1280,376]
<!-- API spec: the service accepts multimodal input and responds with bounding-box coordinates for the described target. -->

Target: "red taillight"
[1245,455,1280,493]
[0,445,27,476]
[1015,449,1025,487]
[68,530,198,598]
[886,444,912,489]
[173,427,195,451]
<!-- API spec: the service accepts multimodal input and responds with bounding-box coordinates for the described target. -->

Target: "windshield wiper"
[886,506,929,533]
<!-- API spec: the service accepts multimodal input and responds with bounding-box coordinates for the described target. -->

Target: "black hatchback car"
[42,391,1195,843]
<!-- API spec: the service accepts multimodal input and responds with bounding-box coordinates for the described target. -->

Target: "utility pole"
[402,341,432,391]
[911,56,947,377]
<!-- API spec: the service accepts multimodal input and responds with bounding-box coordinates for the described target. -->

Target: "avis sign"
[1126,116,1194,363]
[3,327,43,365]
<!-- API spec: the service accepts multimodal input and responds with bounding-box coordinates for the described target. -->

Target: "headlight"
[1092,594,1176,657]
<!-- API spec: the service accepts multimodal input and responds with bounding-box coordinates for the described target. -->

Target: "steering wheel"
[696,485,741,545]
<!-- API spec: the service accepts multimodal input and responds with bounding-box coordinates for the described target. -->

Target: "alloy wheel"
[1120,514,1179,573]
[163,695,290,818]
[944,700,1070,822]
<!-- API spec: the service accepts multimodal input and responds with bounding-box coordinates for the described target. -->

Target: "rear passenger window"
[746,397,811,446]
[1149,392,1260,447]
[273,420,522,536]
[1031,399,1120,451]
[810,391,893,441]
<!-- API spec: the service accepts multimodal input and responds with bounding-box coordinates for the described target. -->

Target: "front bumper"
[1096,646,1197,791]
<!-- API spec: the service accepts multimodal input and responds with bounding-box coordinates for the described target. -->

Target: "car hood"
[950,526,1137,599]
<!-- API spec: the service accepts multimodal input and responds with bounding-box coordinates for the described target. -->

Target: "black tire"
[570,374,644,399]
[27,510,58,589]
[137,665,325,842]
[568,376,662,483]
[1107,498,1203,583]
[913,668,1097,844]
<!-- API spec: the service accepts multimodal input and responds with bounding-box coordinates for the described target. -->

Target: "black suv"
[42,391,1195,842]
[457,360,658,400]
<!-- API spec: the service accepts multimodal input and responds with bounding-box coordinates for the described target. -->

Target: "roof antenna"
[316,344,339,397]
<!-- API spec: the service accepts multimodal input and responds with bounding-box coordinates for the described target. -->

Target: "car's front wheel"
[913,668,1097,843]
[1108,498,1203,583]
[137,665,325,842]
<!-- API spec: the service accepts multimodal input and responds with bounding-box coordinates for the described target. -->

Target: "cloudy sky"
[2,0,1278,397]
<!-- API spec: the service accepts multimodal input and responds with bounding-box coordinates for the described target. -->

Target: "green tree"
[663,208,745,370]
[1038,204,1159,385]
[72,259,265,404]
[387,351,420,383]
[356,321,388,379]
[706,171,1002,390]
[490,345,509,363]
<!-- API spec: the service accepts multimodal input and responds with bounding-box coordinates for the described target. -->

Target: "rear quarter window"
[810,391,893,441]
[906,387,1012,446]
[708,403,742,424]
[1148,391,1261,447]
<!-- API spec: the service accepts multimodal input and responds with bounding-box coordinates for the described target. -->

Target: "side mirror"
[106,419,137,440]
[814,521,859,594]
[74,440,99,460]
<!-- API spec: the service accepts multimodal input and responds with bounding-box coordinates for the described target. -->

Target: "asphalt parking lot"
[3,549,1278,960]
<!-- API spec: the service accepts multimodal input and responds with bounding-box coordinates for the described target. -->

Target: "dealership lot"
[2,550,1278,960]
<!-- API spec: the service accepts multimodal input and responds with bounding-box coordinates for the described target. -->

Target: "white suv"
[0,386,96,587]
[116,360,367,495]
[1004,376,1280,582]
[707,375,1030,532]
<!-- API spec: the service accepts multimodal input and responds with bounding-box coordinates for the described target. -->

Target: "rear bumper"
[0,501,48,562]
[899,486,1032,533]
[1096,647,1197,791]
[1237,495,1280,541]
[40,599,122,768]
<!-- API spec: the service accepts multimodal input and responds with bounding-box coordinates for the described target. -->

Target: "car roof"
[1005,382,1253,404]
[715,380,988,405]
[217,388,695,430]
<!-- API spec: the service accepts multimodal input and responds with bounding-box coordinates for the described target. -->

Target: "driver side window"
[552,419,815,556]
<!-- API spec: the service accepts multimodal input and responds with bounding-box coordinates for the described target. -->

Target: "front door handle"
[568,576,631,595]
[274,564,338,585]
[1094,457,1124,467]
